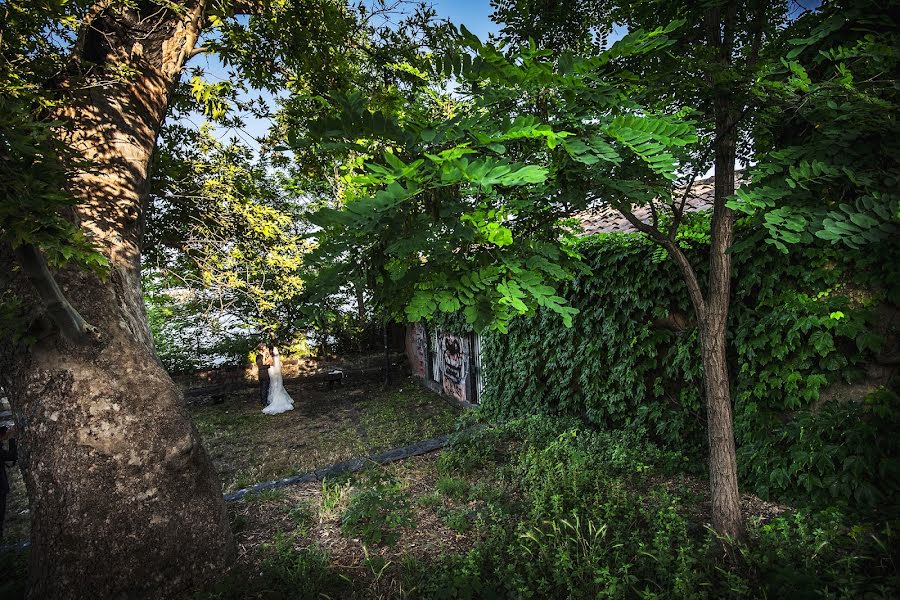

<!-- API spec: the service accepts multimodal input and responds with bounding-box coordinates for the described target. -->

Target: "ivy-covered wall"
[480,221,900,512]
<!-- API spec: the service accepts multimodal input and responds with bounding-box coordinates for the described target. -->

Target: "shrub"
[418,414,899,599]
[341,472,413,546]
[479,225,900,511]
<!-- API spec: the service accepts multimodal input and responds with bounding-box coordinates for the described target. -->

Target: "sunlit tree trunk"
[0,2,234,597]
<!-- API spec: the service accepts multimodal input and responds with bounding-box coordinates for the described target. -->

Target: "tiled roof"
[576,173,744,235]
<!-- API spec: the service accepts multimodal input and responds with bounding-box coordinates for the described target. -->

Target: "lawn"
[0,377,460,548]
[190,376,460,492]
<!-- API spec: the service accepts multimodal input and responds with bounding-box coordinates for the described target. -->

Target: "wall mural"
[406,325,473,403]
[441,333,469,402]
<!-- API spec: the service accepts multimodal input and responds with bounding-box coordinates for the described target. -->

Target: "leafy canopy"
[305,22,698,332]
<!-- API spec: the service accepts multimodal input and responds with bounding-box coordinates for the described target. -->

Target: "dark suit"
[0,437,17,539]
[256,352,271,405]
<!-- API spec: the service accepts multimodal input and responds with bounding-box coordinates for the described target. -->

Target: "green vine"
[480,217,900,512]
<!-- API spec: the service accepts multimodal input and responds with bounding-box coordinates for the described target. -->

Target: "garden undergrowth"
[195,411,898,599]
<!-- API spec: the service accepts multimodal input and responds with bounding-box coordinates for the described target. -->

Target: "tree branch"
[617,206,666,242]
[188,46,207,59]
[14,244,99,344]
[662,239,707,318]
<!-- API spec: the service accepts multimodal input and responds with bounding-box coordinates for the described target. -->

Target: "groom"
[255,342,273,405]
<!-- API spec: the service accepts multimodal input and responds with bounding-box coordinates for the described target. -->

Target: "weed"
[417,492,443,509]
[198,537,349,599]
[341,472,413,546]
[436,476,470,501]
[320,476,352,519]
[286,500,317,535]
[362,545,393,581]
[439,507,473,532]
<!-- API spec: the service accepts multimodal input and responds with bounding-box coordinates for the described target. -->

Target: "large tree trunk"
[0,2,235,597]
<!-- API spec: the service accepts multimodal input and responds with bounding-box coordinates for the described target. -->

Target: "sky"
[187,1,501,147]
[431,0,498,40]
[190,0,821,152]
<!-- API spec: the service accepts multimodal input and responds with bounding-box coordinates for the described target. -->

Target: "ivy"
[480,218,900,512]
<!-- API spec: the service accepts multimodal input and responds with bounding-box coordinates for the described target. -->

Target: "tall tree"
[487,0,798,540]
[0,0,427,595]
[1,3,236,596]
[306,0,797,543]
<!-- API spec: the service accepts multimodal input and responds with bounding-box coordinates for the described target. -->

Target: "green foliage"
[0,0,106,287]
[241,538,347,600]
[146,128,312,347]
[341,472,413,547]
[730,0,899,252]
[743,388,900,509]
[305,25,699,333]
[417,414,898,599]
[480,221,900,511]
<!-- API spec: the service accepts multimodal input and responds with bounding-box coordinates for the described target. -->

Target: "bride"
[262,346,295,415]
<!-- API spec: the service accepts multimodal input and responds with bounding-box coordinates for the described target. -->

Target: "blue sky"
[190,0,820,150]
[189,1,501,149]
[432,0,498,40]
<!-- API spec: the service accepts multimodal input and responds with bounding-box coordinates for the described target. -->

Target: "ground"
[2,379,893,599]
[0,375,460,547]
[191,375,460,492]
[220,452,480,599]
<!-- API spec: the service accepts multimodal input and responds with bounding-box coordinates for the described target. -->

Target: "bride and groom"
[256,343,295,415]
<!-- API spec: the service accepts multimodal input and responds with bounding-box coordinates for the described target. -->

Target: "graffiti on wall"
[406,324,475,403]
[441,333,468,402]
[406,323,428,376]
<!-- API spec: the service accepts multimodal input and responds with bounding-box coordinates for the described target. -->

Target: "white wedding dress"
[262,348,295,415]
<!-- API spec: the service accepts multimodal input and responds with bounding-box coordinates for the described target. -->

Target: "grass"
[202,413,899,599]
[188,376,461,492]
[358,385,460,452]
[0,376,461,599]
[435,475,471,501]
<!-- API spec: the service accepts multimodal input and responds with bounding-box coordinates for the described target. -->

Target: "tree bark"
[0,2,235,597]
[698,0,745,543]
[702,88,745,542]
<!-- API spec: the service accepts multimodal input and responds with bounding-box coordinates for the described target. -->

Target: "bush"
[341,472,413,546]
[418,414,899,599]
[480,224,900,512]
